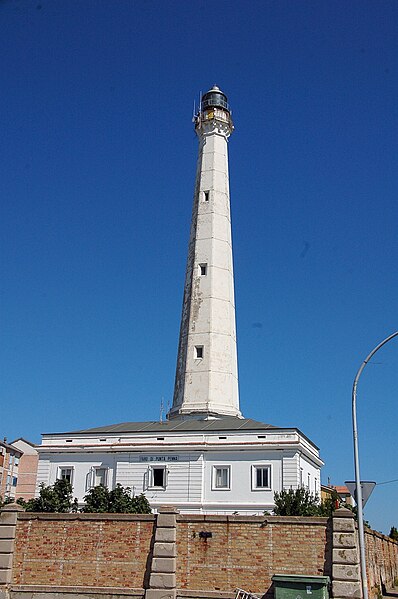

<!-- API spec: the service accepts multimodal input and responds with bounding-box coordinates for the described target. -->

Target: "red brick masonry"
[13,513,154,589]
[176,515,331,594]
[8,511,398,598]
[365,527,398,596]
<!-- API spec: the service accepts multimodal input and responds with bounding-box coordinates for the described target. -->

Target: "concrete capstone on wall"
[332,508,362,599]
[146,506,178,599]
[0,504,24,599]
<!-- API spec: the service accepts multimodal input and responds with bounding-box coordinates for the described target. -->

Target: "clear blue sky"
[1,0,397,533]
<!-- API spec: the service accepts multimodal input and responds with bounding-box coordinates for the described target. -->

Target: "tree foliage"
[317,489,340,517]
[132,492,152,514]
[5,481,151,514]
[273,487,321,516]
[82,484,151,514]
[389,526,398,541]
[0,495,14,508]
[81,484,110,513]
[23,479,75,513]
[273,487,371,527]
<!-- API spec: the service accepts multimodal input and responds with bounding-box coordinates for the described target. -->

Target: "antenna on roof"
[160,397,164,423]
[193,99,196,120]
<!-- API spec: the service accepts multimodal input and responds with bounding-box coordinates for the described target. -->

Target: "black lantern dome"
[201,85,230,113]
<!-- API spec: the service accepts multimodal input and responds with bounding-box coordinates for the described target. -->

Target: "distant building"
[0,438,38,501]
[36,86,323,513]
[0,439,22,500]
[321,484,354,507]
[11,439,39,500]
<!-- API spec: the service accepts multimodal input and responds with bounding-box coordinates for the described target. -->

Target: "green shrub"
[389,526,398,541]
[82,484,151,514]
[274,487,321,516]
[0,479,151,516]
[24,479,74,513]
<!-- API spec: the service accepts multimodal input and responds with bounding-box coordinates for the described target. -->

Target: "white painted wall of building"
[37,433,322,514]
[115,452,203,505]
[299,453,321,495]
[203,450,282,512]
[36,453,117,501]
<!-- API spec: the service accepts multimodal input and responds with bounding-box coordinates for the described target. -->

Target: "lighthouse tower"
[169,86,242,420]
[37,85,324,514]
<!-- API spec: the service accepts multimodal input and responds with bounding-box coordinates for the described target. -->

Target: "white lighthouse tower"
[169,86,242,420]
[37,86,324,514]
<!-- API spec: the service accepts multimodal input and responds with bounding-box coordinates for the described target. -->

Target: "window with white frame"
[149,465,167,489]
[94,467,108,487]
[213,466,230,490]
[86,466,109,490]
[252,465,271,490]
[58,467,74,484]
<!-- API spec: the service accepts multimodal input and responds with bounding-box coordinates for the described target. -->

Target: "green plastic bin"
[272,575,330,599]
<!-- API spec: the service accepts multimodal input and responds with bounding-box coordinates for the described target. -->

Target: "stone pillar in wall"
[332,507,362,599]
[0,504,24,599]
[145,506,178,599]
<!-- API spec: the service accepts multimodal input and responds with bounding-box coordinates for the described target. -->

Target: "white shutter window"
[94,467,107,487]
[213,466,230,490]
[58,467,74,485]
[144,468,149,491]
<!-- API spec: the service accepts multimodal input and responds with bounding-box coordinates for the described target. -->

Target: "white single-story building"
[37,418,322,514]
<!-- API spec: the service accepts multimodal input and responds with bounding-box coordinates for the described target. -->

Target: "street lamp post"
[352,331,398,599]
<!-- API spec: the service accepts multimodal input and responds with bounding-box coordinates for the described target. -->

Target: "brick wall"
[365,527,398,596]
[176,515,331,596]
[12,513,155,589]
[2,508,397,599]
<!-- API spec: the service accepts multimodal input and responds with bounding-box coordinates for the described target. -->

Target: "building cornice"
[37,440,323,466]
[41,426,318,449]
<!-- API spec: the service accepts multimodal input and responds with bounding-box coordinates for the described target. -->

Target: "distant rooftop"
[0,439,23,454]
[333,486,351,495]
[46,417,279,436]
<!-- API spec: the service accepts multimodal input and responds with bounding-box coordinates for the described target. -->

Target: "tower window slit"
[203,191,210,202]
[195,346,204,359]
[199,263,207,276]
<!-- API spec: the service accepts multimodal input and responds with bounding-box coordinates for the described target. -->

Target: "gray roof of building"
[48,417,279,435]
[0,440,23,454]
